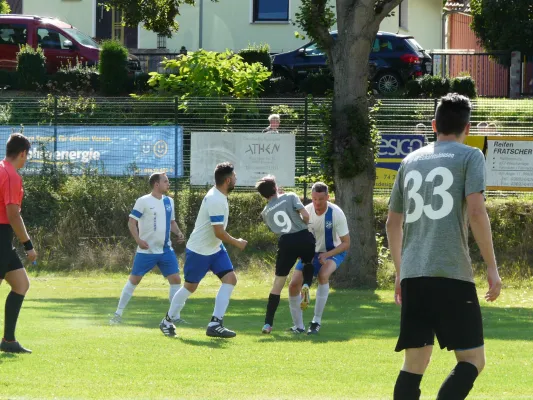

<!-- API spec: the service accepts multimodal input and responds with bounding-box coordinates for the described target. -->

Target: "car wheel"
[376,72,401,94]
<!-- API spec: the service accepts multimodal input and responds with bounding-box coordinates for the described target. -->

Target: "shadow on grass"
[0,352,18,365]
[22,289,533,343]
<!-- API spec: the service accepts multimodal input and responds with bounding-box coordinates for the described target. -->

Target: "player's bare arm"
[298,208,310,224]
[386,210,404,305]
[213,224,247,250]
[128,217,149,249]
[466,192,502,302]
[170,220,185,243]
[6,204,36,263]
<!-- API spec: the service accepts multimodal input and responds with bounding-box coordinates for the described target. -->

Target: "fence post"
[432,98,438,142]
[303,96,309,201]
[53,95,58,154]
[174,97,179,212]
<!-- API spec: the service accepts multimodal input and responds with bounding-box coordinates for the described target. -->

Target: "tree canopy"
[0,0,11,14]
[471,0,533,54]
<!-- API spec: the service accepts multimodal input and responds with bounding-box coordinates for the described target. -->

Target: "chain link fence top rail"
[1,96,532,195]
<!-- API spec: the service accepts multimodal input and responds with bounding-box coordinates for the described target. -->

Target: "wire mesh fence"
[1,96,532,196]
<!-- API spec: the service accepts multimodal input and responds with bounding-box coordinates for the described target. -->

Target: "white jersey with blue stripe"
[186,187,229,256]
[129,194,175,254]
[306,202,349,253]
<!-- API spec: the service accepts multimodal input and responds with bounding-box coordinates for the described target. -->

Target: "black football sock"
[302,263,314,287]
[265,293,281,326]
[394,370,423,400]
[437,362,479,400]
[4,291,25,342]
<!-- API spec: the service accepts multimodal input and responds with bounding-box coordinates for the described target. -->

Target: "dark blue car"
[272,31,432,94]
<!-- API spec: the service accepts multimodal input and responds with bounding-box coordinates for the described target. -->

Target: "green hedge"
[99,40,128,96]
[16,45,46,90]
[405,75,477,99]
[0,70,19,90]
[47,63,99,93]
[238,43,272,71]
[19,169,533,281]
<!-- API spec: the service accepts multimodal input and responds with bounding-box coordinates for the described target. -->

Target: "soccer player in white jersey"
[160,162,247,338]
[289,182,350,334]
[110,173,185,324]
[387,94,501,400]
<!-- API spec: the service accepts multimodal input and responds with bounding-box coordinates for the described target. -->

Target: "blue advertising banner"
[0,126,184,177]
[376,134,426,189]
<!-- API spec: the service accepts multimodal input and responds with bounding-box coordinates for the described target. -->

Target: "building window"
[253,0,289,22]
[399,0,408,30]
[157,34,167,49]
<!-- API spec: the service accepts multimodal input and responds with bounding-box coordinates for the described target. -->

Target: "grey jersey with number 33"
[389,141,486,283]
[261,193,308,236]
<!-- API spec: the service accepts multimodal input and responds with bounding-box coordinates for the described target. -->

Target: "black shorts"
[275,229,315,277]
[395,277,484,352]
[0,224,24,280]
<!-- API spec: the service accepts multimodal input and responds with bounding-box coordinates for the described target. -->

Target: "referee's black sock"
[4,291,25,342]
[437,361,479,400]
[302,263,314,287]
[394,370,423,400]
[265,293,281,326]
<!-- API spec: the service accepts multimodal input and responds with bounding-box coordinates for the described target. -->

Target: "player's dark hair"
[311,182,328,194]
[6,133,31,158]
[214,162,234,186]
[435,93,472,136]
[255,175,277,198]
[149,172,166,188]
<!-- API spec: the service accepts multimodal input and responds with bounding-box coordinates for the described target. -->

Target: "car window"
[372,38,395,53]
[406,38,424,51]
[0,24,27,46]
[37,28,71,50]
[304,42,324,56]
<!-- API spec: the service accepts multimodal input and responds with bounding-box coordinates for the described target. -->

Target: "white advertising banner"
[485,136,533,191]
[190,132,295,187]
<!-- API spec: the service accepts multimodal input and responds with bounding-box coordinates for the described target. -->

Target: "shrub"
[404,78,423,98]
[261,76,296,96]
[99,40,128,96]
[0,70,19,90]
[16,44,46,90]
[238,43,272,71]
[127,72,151,94]
[47,61,99,93]
[149,49,271,98]
[419,74,451,98]
[451,76,477,98]
[298,70,333,96]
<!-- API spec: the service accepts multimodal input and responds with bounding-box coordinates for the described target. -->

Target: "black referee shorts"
[0,224,24,280]
[395,277,484,352]
[275,229,315,277]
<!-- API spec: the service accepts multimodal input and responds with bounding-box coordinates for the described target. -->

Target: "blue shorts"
[184,247,234,283]
[295,251,347,276]
[132,250,179,277]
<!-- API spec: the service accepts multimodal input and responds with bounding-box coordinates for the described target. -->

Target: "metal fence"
[430,50,510,98]
[133,52,180,74]
[1,96,532,194]
[521,54,533,97]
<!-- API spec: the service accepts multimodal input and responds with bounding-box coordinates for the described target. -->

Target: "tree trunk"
[329,4,381,288]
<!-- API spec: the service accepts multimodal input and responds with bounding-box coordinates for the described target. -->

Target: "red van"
[0,15,141,74]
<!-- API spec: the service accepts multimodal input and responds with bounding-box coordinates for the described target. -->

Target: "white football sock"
[167,287,192,321]
[313,283,330,324]
[116,281,137,316]
[289,295,305,330]
[209,283,235,326]
[169,284,181,303]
